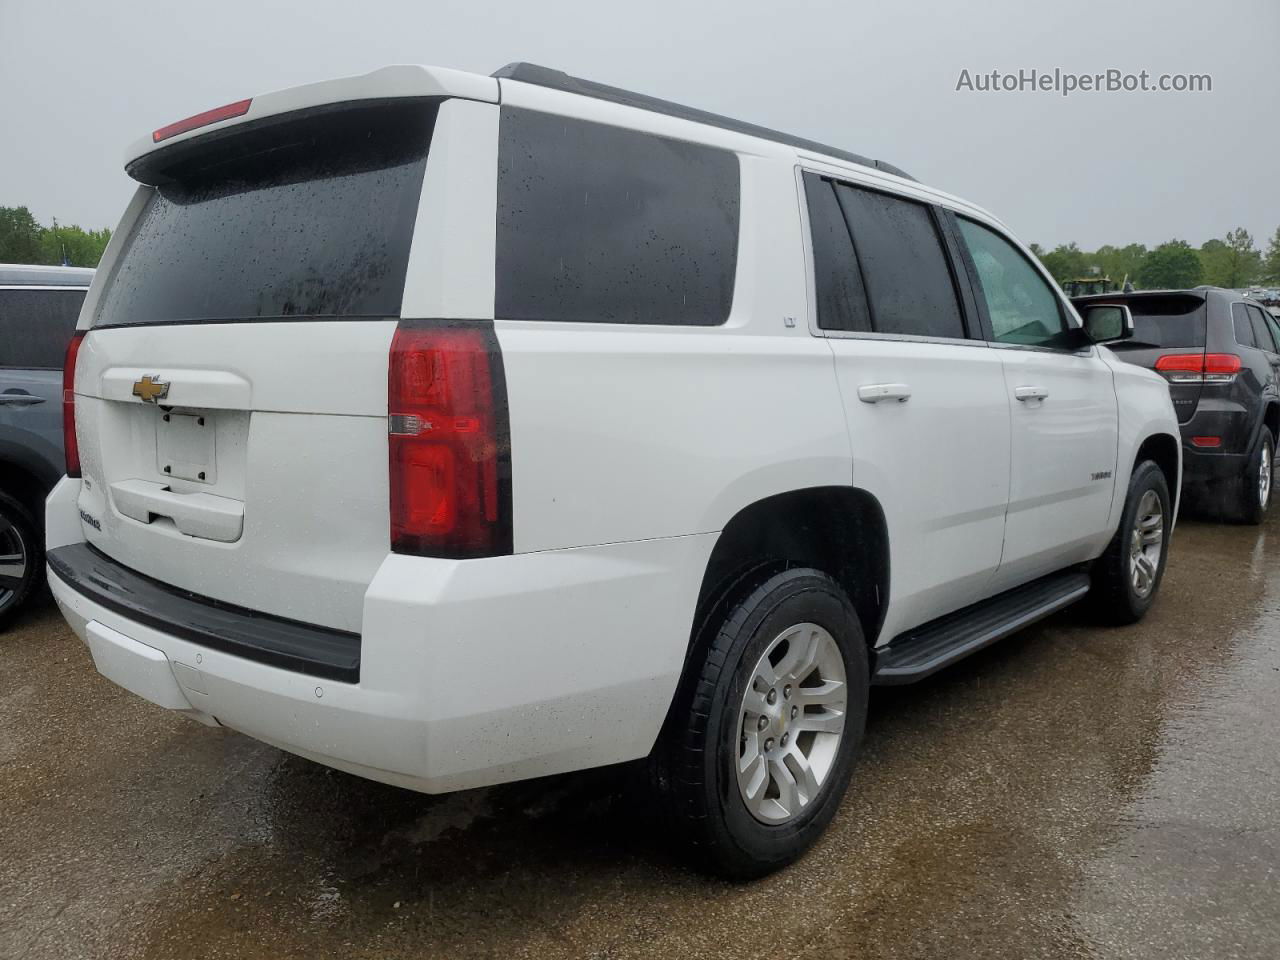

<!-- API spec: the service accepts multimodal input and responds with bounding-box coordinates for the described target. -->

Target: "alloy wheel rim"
[1128,489,1164,599]
[0,515,27,607]
[1260,441,1273,509]
[735,622,847,825]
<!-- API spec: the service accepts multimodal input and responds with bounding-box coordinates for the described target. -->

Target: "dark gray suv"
[0,264,93,626]
[1074,286,1280,523]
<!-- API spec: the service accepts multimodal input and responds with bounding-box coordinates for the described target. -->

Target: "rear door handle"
[1014,386,1050,402]
[0,392,45,406]
[858,383,912,404]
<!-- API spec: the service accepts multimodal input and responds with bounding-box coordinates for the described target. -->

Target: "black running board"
[872,570,1091,685]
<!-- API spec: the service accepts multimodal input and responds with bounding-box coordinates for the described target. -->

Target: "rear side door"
[0,287,86,478]
[1265,312,1280,384]
[950,216,1118,591]
[1229,302,1274,435]
[802,173,1011,636]
[1246,304,1280,391]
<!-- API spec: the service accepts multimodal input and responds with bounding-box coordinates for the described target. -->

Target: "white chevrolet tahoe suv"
[47,62,1180,878]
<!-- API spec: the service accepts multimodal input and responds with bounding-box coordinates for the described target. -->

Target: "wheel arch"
[690,486,890,653]
[0,452,58,527]
[1261,400,1280,448]
[1134,432,1180,510]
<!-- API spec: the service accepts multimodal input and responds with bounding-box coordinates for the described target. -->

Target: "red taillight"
[152,98,252,143]
[1191,436,1222,448]
[63,332,85,478]
[388,322,511,558]
[1203,354,1243,374]
[1155,353,1241,383]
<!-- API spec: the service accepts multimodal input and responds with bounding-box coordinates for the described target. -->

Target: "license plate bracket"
[156,412,216,483]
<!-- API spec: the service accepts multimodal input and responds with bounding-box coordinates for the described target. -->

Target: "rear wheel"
[654,568,869,879]
[1089,460,1171,624]
[1234,427,1273,525]
[0,491,41,631]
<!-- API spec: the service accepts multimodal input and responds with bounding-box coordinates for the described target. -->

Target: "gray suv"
[0,264,93,626]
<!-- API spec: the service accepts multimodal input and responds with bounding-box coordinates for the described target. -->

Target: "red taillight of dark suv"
[1154,352,1241,384]
[387,321,512,559]
[63,331,86,478]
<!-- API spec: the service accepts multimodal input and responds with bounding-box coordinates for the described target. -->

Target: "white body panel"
[49,63,1182,794]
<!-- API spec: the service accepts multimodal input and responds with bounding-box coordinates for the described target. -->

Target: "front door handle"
[1014,386,1050,402]
[0,392,45,406]
[858,383,912,404]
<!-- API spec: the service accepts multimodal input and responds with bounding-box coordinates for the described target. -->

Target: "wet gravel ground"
[2,513,1278,959]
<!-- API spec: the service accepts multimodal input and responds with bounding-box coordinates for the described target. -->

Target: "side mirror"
[1080,303,1134,344]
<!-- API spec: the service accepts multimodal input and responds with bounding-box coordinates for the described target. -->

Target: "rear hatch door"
[73,99,439,633]
[1079,292,1208,423]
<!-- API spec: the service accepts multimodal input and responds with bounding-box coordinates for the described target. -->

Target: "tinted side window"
[1232,303,1257,348]
[956,218,1066,347]
[0,288,87,368]
[835,185,965,339]
[802,173,870,332]
[496,108,739,325]
[1248,305,1277,352]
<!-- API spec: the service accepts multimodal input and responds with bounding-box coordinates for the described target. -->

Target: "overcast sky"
[2,0,1276,251]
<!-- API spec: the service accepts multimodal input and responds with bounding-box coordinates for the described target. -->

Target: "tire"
[1089,460,1172,625]
[653,567,869,879]
[0,490,42,631]
[1234,427,1273,525]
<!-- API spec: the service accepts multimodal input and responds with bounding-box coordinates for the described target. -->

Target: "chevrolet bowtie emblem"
[132,375,170,404]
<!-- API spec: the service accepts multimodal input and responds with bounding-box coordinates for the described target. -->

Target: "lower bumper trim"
[47,543,361,682]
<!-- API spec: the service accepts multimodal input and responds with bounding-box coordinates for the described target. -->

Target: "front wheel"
[1090,460,1172,625]
[654,568,869,879]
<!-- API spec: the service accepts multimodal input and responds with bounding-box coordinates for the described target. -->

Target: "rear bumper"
[1181,445,1249,484]
[48,543,360,682]
[1179,400,1255,485]
[46,477,714,793]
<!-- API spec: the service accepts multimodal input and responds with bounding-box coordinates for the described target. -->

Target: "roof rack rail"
[491,62,914,182]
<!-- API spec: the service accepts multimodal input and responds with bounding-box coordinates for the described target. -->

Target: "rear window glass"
[0,288,86,367]
[1122,296,1207,348]
[95,100,437,327]
[835,185,966,340]
[496,108,740,325]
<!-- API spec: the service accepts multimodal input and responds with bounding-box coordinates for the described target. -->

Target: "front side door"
[802,173,1011,638]
[950,217,1118,591]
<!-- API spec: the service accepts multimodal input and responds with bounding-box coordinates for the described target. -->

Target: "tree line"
[1030,227,1280,291]
[3,200,1279,293]
[0,206,111,268]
